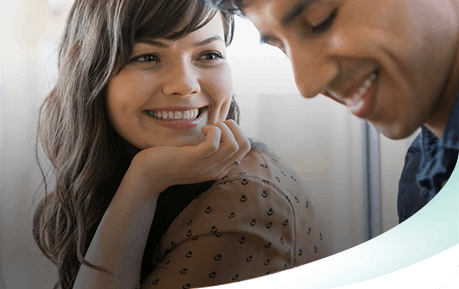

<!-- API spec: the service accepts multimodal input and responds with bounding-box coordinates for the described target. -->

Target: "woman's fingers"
[169,121,251,184]
[210,122,240,160]
[223,120,251,158]
[200,121,251,173]
[212,120,251,177]
[195,126,222,158]
[198,122,238,162]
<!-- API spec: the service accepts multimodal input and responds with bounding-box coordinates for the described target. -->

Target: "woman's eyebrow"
[193,35,224,47]
[282,0,320,26]
[135,38,169,47]
[134,36,223,47]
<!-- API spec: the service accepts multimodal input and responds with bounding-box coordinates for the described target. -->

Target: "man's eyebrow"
[193,35,224,47]
[281,0,319,26]
[260,0,320,45]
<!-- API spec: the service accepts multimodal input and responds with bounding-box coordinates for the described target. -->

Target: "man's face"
[243,0,458,139]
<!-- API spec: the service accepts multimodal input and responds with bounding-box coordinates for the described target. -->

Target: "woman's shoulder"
[168,143,309,228]
[157,144,301,261]
[157,142,334,267]
[215,141,305,194]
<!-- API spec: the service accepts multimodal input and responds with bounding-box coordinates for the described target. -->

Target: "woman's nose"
[162,63,201,97]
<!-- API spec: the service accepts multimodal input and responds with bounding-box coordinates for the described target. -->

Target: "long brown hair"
[33,0,236,288]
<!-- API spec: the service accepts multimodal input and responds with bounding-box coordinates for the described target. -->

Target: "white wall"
[0,1,65,288]
[0,3,414,288]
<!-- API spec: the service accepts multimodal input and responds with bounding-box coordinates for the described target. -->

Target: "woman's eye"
[132,54,159,63]
[198,51,223,61]
[311,9,337,33]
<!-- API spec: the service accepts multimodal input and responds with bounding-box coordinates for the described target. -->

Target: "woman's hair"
[33,0,236,288]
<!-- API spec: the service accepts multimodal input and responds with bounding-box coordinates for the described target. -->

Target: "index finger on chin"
[195,126,222,159]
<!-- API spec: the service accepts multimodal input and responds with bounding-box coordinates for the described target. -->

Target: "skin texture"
[242,0,459,139]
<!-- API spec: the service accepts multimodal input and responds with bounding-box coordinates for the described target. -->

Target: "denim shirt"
[398,91,459,223]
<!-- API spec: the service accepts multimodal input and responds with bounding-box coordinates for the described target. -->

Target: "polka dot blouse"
[143,147,334,288]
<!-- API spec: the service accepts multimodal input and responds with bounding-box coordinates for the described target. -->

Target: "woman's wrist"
[121,154,171,201]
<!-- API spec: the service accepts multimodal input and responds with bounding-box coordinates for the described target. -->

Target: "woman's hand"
[73,121,249,289]
[130,120,251,193]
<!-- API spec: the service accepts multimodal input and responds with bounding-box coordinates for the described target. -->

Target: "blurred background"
[0,0,419,288]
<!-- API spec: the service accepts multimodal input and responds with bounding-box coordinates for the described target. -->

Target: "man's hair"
[207,0,246,15]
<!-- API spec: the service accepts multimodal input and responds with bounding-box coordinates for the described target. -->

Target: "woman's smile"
[145,106,209,130]
[106,13,233,149]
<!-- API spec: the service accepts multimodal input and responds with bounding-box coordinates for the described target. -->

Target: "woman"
[33,0,334,288]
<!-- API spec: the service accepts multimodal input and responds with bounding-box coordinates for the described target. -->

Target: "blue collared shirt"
[398,91,459,223]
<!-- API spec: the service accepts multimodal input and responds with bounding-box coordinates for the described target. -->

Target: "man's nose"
[288,42,338,98]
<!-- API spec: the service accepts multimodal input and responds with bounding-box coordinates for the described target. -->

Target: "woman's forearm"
[72,164,166,289]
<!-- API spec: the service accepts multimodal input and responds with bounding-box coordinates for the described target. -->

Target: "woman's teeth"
[148,108,200,120]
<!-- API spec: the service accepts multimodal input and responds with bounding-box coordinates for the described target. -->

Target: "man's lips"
[326,71,378,108]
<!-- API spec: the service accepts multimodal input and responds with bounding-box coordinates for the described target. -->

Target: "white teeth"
[148,108,200,120]
[364,79,372,89]
[369,73,377,81]
[327,72,377,108]
[328,90,343,101]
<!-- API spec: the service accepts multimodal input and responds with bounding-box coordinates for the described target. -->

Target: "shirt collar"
[421,90,459,151]
[442,91,459,149]
[417,90,459,196]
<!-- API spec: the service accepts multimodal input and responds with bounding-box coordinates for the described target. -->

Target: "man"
[209,0,458,223]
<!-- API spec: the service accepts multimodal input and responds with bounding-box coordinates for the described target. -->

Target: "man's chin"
[372,122,420,140]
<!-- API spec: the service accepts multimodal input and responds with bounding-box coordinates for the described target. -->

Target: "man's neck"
[424,45,459,139]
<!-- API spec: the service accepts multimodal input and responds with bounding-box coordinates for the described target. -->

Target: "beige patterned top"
[143,147,334,288]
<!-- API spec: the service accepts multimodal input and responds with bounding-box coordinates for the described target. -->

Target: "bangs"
[116,0,217,69]
[136,0,217,41]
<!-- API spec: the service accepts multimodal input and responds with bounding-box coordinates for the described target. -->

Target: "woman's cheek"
[219,100,232,122]
[208,64,234,122]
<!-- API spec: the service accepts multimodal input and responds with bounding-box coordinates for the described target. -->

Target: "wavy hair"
[33,0,236,288]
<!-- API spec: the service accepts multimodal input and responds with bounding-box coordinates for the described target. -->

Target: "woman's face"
[106,13,233,152]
